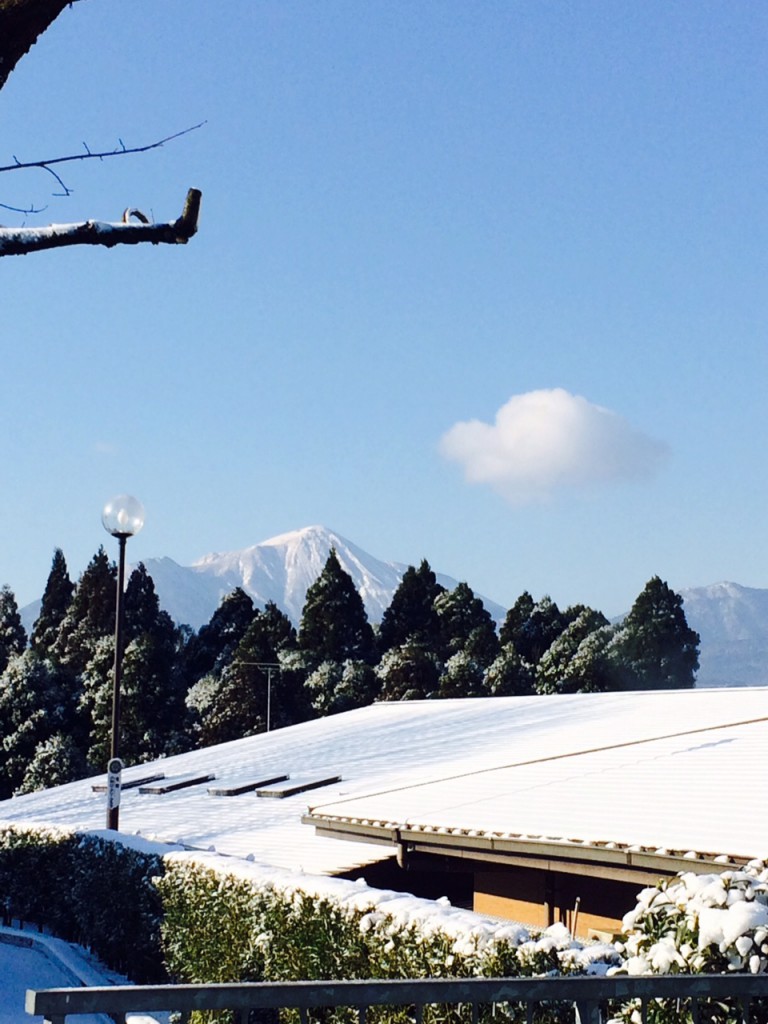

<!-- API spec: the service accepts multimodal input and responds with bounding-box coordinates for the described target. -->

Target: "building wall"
[473,866,642,939]
[338,851,652,941]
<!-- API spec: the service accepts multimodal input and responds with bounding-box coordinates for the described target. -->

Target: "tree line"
[0,547,700,798]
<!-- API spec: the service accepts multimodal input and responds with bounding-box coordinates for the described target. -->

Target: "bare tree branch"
[0,122,207,181]
[0,187,201,257]
[0,200,46,215]
[0,5,205,258]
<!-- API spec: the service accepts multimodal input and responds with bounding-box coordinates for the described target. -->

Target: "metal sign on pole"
[107,757,124,814]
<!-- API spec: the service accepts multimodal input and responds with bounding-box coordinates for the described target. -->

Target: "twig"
[0,122,206,177]
[0,200,46,215]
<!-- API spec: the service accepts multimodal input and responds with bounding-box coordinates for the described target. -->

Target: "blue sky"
[2,0,767,618]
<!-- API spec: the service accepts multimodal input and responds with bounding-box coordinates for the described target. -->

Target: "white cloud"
[439,388,668,505]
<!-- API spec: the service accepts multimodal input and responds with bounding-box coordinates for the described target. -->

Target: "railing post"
[575,1000,602,1024]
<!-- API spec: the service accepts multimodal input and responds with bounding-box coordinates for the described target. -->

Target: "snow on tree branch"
[0,187,202,257]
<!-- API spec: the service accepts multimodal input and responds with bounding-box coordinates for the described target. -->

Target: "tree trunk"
[0,0,73,92]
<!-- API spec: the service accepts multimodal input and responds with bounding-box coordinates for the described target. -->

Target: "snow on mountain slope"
[680,582,768,688]
[19,527,768,691]
[142,525,506,629]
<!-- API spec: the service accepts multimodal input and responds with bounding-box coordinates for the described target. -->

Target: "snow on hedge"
[164,848,621,976]
[616,860,768,975]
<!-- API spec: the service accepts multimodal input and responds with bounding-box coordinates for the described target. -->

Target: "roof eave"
[302,813,751,883]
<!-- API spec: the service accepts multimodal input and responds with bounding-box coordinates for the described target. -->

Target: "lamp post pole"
[110,533,128,765]
[101,494,145,831]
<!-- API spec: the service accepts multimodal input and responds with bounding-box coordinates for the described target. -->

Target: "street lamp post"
[101,494,145,830]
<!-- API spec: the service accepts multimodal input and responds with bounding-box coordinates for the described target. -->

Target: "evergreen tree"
[378,560,444,655]
[482,644,535,696]
[245,600,297,660]
[17,732,88,795]
[77,635,116,769]
[45,548,117,764]
[124,562,162,640]
[499,591,535,649]
[610,576,700,690]
[124,625,187,761]
[30,548,74,657]
[248,600,298,675]
[434,582,499,664]
[437,650,485,698]
[567,624,618,693]
[185,587,256,682]
[186,602,305,747]
[535,607,610,694]
[276,647,315,727]
[464,622,502,667]
[297,549,376,669]
[229,601,306,730]
[500,593,566,666]
[53,546,116,675]
[0,651,79,797]
[377,639,442,701]
[0,584,26,674]
[110,564,190,763]
[305,659,380,716]
[185,672,230,748]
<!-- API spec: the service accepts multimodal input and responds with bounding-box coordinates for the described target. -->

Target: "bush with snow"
[157,854,621,1024]
[0,823,165,981]
[609,862,768,1024]
[616,862,768,976]
[5,820,768,1024]
[157,852,620,995]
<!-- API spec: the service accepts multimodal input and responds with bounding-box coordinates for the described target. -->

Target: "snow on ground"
[0,925,163,1024]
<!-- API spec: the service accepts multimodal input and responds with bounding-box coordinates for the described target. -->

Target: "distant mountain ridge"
[19,526,768,689]
[141,525,506,629]
[678,581,768,688]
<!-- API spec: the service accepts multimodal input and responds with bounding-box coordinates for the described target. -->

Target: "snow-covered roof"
[1,689,766,876]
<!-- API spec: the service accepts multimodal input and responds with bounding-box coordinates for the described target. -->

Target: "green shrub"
[0,822,620,1024]
[0,823,165,981]
[155,855,619,1024]
[608,863,768,1024]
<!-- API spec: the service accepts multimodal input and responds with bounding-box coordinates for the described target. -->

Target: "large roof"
[1,689,765,877]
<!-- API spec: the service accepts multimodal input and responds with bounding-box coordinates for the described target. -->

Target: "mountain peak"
[261,524,335,546]
[145,526,505,630]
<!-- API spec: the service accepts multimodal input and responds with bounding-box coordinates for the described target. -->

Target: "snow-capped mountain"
[141,525,506,629]
[19,525,768,689]
[679,582,768,688]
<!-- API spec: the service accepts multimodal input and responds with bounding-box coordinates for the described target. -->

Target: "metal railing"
[26,974,768,1024]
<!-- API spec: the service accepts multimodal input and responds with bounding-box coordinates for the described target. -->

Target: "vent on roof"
[92,772,165,793]
[138,772,215,794]
[256,775,341,799]
[208,774,289,797]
